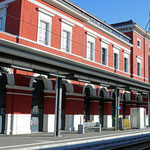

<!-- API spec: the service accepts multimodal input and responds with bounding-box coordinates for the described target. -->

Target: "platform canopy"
[0,38,150,93]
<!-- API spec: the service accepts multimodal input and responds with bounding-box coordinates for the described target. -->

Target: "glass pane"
[102,48,106,65]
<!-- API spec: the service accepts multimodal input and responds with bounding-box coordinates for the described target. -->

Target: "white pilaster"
[43,114,55,132]
[11,114,31,135]
[90,115,99,122]
[4,114,11,135]
[103,115,112,128]
[65,115,84,131]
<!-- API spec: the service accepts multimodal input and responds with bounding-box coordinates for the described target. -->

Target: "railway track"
[47,133,150,150]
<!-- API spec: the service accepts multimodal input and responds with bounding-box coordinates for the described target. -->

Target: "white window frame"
[101,40,109,66]
[61,19,74,53]
[37,8,54,46]
[137,38,141,48]
[86,33,95,61]
[0,5,8,31]
[137,56,142,76]
[124,53,129,73]
[113,46,119,70]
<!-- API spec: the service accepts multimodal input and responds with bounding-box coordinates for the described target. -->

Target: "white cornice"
[84,26,131,51]
[43,0,89,22]
[88,21,132,47]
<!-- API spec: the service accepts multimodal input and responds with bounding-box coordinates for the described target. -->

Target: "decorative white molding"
[66,92,85,96]
[7,92,32,96]
[113,45,120,50]
[85,26,131,51]
[86,31,97,38]
[37,7,54,17]
[44,90,56,93]
[101,39,110,45]
[123,49,130,55]
[27,0,84,27]
[6,85,34,91]
[66,98,84,101]
[44,96,55,98]
[136,55,142,60]
[61,19,74,27]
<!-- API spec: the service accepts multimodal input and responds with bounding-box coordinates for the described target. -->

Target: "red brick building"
[0,0,149,135]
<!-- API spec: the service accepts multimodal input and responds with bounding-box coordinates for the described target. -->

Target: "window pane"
[0,17,3,30]
[39,20,49,45]
[137,62,141,76]
[62,30,70,52]
[102,48,106,65]
[114,53,118,69]
[124,57,128,72]
[87,41,93,60]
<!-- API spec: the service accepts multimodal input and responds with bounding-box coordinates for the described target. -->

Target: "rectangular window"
[87,41,94,61]
[137,62,141,76]
[124,57,128,72]
[61,19,74,53]
[102,48,107,65]
[137,39,141,48]
[114,53,118,69]
[0,17,3,30]
[0,6,7,31]
[37,8,54,46]
[62,30,70,52]
[39,20,49,45]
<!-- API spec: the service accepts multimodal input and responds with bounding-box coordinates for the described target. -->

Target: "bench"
[78,122,101,134]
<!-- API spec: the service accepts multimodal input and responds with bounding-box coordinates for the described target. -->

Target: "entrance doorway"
[0,73,7,134]
[84,87,90,122]
[61,84,66,130]
[112,92,116,127]
[31,79,44,132]
[99,90,104,127]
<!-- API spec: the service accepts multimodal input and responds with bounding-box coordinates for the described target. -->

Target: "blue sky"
[69,0,150,30]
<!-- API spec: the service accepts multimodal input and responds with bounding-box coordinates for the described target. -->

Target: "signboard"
[117,106,121,110]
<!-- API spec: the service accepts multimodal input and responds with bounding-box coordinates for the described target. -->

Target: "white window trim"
[86,34,95,61]
[60,19,74,53]
[137,38,141,49]
[101,40,109,66]
[124,53,129,73]
[37,8,54,46]
[0,4,8,31]
[113,47,119,70]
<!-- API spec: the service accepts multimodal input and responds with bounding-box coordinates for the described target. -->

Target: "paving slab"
[0,128,150,150]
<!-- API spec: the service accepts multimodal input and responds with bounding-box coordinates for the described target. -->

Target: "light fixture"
[49,73,66,78]
[78,79,91,84]
[11,65,33,72]
[100,83,110,87]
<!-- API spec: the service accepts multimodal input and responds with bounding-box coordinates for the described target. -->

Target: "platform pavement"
[0,128,150,150]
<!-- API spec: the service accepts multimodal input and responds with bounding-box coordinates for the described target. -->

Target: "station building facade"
[0,0,149,135]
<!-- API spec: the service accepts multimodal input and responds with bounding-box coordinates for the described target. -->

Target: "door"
[0,73,7,134]
[99,101,104,127]
[84,88,90,122]
[31,79,44,132]
[61,84,66,130]
[112,92,116,127]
